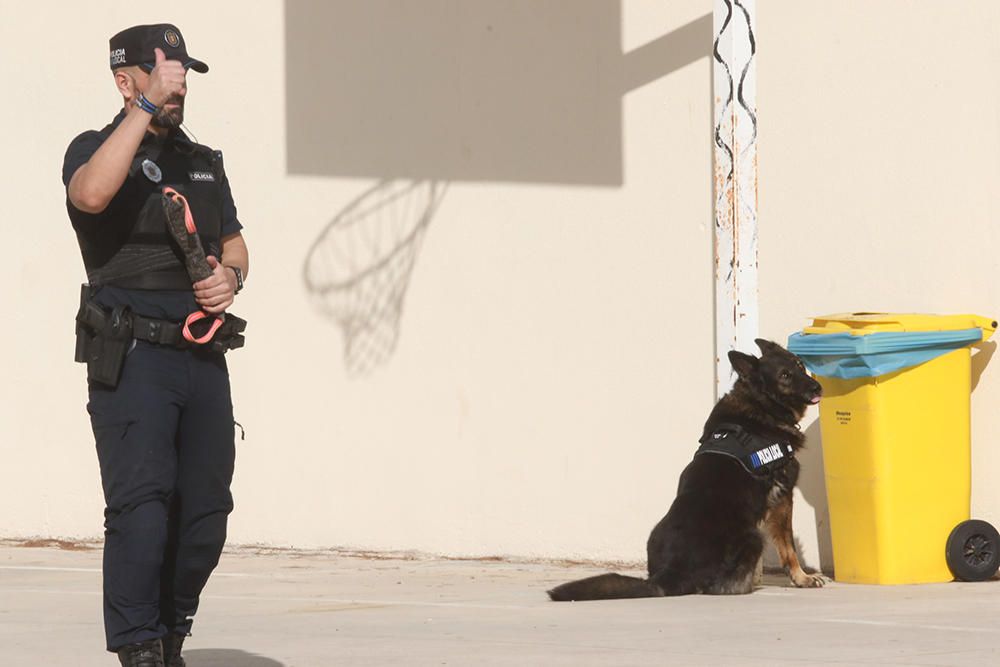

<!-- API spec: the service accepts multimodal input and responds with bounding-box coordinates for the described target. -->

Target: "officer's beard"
[151,96,185,129]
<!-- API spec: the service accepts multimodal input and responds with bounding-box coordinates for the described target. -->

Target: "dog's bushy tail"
[548,573,663,601]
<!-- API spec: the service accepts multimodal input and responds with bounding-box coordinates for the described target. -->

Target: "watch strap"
[226,265,244,294]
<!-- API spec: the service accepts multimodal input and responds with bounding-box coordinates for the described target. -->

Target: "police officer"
[62,24,248,667]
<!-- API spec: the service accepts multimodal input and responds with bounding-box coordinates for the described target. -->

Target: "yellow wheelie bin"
[788,313,997,584]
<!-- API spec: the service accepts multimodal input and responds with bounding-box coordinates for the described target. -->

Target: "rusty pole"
[713,0,759,398]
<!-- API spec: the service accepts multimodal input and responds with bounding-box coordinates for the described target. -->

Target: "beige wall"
[1,1,997,571]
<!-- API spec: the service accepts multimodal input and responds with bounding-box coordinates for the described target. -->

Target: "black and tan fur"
[549,339,826,601]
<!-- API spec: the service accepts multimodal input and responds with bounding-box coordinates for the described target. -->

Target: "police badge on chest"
[141,159,162,183]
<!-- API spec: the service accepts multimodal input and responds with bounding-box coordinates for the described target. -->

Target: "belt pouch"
[209,314,247,353]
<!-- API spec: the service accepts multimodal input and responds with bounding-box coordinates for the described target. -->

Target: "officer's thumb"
[154,48,166,67]
[206,255,220,269]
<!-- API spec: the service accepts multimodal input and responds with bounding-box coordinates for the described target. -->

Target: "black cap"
[109,24,208,73]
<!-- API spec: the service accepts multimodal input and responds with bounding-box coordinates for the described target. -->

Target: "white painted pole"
[713,0,759,398]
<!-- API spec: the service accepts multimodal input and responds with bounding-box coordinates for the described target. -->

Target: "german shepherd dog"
[549,339,826,601]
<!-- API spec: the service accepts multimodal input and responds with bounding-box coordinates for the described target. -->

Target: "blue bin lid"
[787,329,984,379]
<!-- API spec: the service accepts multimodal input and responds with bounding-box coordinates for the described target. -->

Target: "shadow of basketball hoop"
[303,180,448,376]
[290,5,713,374]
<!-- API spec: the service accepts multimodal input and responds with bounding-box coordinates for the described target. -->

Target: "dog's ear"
[755,338,782,356]
[728,350,759,378]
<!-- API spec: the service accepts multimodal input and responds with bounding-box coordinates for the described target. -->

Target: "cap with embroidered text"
[108,24,208,73]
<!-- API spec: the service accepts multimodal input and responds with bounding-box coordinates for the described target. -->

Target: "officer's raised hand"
[144,47,186,107]
[193,256,236,314]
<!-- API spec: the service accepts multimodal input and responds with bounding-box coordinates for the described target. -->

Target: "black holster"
[74,284,133,388]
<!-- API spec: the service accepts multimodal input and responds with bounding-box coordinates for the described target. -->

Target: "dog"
[548,339,826,601]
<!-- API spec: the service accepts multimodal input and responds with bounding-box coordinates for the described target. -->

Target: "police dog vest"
[695,423,794,478]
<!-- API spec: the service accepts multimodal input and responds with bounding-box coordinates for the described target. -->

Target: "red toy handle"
[162,186,197,234]
[182,311,225,345]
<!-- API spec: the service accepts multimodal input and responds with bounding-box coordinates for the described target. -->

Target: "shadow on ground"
[185,649,284,667]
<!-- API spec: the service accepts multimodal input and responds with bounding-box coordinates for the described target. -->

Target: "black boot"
[117,638,164,667]
[162,633,186,667]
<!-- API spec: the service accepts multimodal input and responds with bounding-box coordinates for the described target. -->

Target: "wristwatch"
[226,265,244,294]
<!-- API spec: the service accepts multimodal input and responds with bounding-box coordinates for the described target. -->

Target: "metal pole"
[713,0,759,398]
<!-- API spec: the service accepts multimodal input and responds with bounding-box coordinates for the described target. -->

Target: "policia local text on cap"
[61,23,249,667]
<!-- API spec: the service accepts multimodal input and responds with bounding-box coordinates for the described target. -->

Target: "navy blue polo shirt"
[63,110,242,321]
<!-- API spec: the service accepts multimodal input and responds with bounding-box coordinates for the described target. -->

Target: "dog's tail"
[548,573,663,601]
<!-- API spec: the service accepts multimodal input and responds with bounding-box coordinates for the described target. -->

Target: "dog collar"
[695,422,794,478]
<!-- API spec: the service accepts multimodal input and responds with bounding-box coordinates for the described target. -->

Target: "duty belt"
[695,422,794,478]
[75,288,246,356]
[132,311,246,352]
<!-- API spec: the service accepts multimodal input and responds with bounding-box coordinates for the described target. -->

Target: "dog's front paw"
[792,572,829,588]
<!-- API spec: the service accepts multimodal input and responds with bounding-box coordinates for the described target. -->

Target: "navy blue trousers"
[87,341,235,652]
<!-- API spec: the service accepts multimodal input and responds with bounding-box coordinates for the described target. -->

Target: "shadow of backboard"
[286,1,711,185]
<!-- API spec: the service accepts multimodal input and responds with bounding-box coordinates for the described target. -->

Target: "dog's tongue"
[810,395,822,404]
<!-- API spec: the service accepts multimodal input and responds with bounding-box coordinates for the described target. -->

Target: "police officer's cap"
[109,24,208,74]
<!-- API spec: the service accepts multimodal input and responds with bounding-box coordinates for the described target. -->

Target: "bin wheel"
[946,520,1000,582]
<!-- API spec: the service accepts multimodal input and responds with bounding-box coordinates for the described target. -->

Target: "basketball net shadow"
[303,180,448,376]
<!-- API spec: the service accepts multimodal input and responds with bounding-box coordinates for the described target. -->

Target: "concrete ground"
[2,542,999,666]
